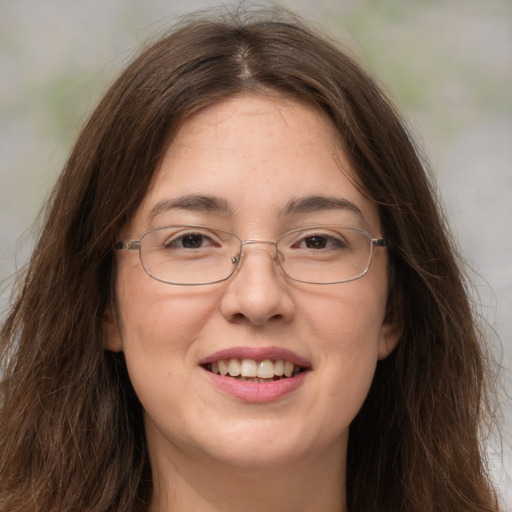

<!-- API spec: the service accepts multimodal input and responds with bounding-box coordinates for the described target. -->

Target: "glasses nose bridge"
[242,239,277,248]
[234,238,280,269]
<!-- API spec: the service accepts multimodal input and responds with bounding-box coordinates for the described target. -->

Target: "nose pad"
[275,248,286,266]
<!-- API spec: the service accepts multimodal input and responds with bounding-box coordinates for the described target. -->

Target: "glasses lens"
[140,226,241,285]
[277,227,373,284]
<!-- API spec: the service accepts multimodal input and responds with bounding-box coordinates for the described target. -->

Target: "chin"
[191,418,345,471]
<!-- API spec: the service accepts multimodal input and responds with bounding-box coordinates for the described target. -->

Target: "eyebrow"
[282,195,367,224]
[149,193,367,226]
[149,194,233,220]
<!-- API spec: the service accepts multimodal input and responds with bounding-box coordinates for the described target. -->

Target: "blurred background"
[1,0,511,507]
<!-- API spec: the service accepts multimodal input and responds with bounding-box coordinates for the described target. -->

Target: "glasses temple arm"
[373,238,389,248]
[114,241,141,251]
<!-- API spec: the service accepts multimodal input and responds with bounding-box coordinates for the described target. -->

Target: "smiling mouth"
[203,358,306,382]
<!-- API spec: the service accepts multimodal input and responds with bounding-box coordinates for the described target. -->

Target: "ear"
[378,320,404,359]
[378,269,404,359]
[103,307,123,352]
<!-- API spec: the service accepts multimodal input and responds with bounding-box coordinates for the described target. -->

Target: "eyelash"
[164,232,219,249]
[292,234,348,250]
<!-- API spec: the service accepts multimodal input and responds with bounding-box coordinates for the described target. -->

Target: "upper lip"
[199,346,312,369]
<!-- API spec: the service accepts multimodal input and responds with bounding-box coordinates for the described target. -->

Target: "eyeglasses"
[114,225,388,285]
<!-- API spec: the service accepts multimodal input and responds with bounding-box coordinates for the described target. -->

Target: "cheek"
[114,273,220,426]
[115,264,219,358]
[303,279,388,402]
[313,299,383,392]
[305,279,387,350]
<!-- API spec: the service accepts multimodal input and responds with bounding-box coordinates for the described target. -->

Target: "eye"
[293,233,347,250]
[164,232,219,249]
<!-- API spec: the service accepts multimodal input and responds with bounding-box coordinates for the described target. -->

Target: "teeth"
[238,377,277,383]
[241,359,258,377]
[228,358,241,377]
[209,358,303,379]
[218,360,229,376]
[257,359,275,379]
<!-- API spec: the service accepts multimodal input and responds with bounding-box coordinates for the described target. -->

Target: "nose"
[219,241,295,326]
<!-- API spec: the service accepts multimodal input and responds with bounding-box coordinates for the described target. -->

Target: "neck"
[147,440,347,512]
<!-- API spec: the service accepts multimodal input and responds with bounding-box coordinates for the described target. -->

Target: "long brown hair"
[0,8,500,511]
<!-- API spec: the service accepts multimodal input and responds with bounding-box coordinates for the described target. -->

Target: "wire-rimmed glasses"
[114,225,388,285]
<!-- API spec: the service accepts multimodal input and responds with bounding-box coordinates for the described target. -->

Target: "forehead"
[171,93,338,150]
[130,94,380,234]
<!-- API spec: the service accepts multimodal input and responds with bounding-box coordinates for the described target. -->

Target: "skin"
[105,94,401,512]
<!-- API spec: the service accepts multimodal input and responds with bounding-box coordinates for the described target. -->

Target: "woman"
[0,8,500,512]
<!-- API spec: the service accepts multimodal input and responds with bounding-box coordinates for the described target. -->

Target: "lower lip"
[202,368,308,402]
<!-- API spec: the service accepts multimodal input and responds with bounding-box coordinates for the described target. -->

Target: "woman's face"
[107,94,400,473]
